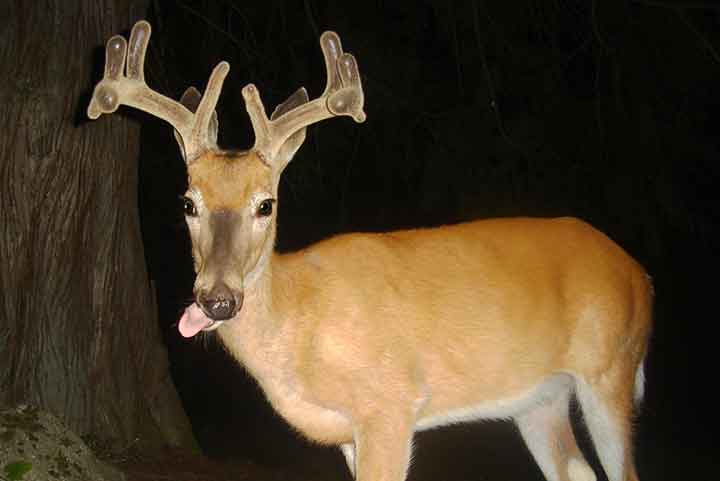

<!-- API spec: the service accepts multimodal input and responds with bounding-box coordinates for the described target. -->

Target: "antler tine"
[242,31,366,164]
[87,20,229,162]
[187,61,230,154]
[241,84,273,160]
[126,20,149,82]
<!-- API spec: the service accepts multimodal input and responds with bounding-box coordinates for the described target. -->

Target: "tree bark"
[0,0,196,450]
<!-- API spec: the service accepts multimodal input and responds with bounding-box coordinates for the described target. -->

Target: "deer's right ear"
[174,87,219,161]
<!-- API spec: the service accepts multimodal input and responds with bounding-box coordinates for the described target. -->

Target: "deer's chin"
[202,320,225,332]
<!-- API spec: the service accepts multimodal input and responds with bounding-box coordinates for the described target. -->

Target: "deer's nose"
[197,284,242,321]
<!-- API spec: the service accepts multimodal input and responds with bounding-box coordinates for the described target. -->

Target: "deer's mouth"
[178,303,224,338]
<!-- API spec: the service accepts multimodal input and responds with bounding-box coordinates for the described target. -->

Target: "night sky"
[131,1,718,479]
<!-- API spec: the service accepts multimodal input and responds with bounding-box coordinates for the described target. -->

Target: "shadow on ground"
[114,410,715,481]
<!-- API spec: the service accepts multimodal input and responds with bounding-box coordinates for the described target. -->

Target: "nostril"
[214,296,234,312]
[198,286,239,321]
[202,296,235,320]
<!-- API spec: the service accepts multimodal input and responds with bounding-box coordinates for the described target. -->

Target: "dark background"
[132,1,717,479]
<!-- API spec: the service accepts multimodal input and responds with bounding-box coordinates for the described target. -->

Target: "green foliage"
[2,461,32,481]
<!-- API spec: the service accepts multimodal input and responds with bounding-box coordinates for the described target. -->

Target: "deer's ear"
[269,87,309,171]
[174,87,219,160]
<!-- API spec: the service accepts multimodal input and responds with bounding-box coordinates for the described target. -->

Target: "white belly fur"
[415,373,574,431]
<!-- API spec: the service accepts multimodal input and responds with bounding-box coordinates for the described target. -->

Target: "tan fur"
[188,151,272,211]
[186,149,652,481]
[87,21,650,479]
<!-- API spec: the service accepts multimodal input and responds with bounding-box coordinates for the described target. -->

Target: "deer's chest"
[221,320,354,443]
[255,362,353,444]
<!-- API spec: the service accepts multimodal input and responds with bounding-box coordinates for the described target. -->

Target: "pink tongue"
[178,303,213,338]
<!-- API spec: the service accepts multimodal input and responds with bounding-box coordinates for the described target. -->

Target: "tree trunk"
[0,0,196,450]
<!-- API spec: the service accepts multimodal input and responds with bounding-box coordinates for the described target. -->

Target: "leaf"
[3,461,33,481]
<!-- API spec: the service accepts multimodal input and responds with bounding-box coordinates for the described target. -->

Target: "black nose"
[198,284,242,320]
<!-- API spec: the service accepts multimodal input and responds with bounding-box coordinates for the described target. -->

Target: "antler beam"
[242,31,366,164]
[87,21,229,162]
[87,22,365,165]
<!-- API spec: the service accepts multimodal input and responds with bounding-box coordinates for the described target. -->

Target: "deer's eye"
[257,199,275,217]
[182,196,198,217]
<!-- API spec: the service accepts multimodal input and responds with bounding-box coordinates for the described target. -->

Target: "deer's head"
[87,21,365,330]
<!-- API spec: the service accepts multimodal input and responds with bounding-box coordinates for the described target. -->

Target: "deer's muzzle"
[197,283,244,320]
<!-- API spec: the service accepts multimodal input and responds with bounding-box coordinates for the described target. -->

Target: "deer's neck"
[216,252,299,379]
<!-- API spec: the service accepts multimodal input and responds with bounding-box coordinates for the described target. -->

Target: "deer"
[87,20,653,481]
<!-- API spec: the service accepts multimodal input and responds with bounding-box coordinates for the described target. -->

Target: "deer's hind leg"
[515,385,596,481]
[575,366,641,481]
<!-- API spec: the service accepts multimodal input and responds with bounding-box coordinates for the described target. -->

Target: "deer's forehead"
[188,152,273,210]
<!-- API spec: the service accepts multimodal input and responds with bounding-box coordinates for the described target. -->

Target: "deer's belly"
[415,373,574,431]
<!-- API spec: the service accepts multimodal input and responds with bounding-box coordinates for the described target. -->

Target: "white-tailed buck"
[88,20,652,481]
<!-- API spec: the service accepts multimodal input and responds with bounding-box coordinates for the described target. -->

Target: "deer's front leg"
[350,412,415,481]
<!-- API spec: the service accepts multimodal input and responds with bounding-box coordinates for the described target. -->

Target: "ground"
[108,419,715,481]
[107,423,543,481]
[112,448,292,481]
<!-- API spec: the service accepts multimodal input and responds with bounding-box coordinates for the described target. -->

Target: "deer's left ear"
[174,87,219,161]
[269,87,309,171]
